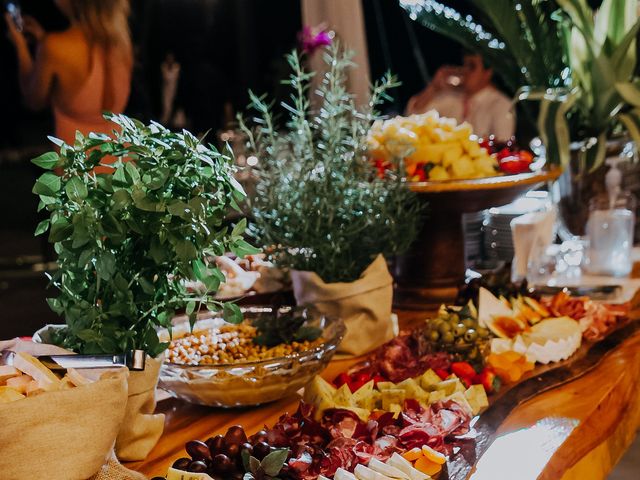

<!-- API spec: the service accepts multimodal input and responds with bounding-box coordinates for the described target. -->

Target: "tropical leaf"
[618,108,640,146]
[398,0,523,94]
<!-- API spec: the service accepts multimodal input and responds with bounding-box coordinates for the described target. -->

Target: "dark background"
[0,0,503,338]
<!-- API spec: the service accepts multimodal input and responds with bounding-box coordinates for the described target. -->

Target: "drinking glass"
[584,193,636,277]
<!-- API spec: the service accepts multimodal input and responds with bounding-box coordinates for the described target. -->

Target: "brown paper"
[290,254,394,356]
[0,339,131,480]
[115,355,165,461]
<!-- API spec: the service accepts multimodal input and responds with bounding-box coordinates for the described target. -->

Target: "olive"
[449,313,460,323]
[462,319,476,328]
[240,442,253,456]
[211,454,234,474]
[252,441,271,460]
[188,460,208,473]
[186,440,212,461]
[454,324,467,337]
[207,435,226,456]
[464,329,478,342]
[172,457,192,470]
[249,429,268,444]
[225,425,248,446]
[225,442,240,458]
[438,322,452,334]
[441,332,454,344]
[429,330,440,342]
[477,327,490,338]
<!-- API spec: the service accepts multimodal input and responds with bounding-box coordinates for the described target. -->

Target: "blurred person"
[406,52,514,141]
[5,0,133,161]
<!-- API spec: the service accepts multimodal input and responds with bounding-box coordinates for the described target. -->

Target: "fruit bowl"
[394,168,561,309]
[157,307,345,407]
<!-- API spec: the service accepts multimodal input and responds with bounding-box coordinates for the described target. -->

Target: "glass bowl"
[157,307,345,407]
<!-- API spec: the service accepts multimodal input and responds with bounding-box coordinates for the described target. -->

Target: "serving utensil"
[0,349,146,371]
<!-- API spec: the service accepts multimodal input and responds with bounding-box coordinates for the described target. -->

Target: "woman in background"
[5,0,132,157]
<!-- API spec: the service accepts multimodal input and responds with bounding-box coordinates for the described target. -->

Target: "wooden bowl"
[393,168,561,309]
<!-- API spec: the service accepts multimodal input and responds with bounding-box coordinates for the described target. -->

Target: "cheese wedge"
[13,352,61,388]
[0,386,25,403]
[387,453,430,480]
[354,464,393,480]
[0,365,20,384]
[335,468,358,480]
[478,287,514,328]
[369,458,410,479]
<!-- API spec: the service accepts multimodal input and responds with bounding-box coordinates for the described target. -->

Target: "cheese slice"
[165,467,214,480]
[387,453,430,480]
[369,458,410,479]
[354,464,393,480]
[0,365,20,384]
[13,352,60,387]
[0,386,25,403]
[335,468,358,480]
[478,287,513,327]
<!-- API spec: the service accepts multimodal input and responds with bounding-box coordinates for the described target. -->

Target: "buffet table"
[129,308,640,480]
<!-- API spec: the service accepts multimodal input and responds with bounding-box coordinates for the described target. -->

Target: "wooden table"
[129,311,640,480]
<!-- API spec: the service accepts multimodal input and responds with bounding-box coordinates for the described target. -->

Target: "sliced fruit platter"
[154,287,631,480]
[367,111,536,182]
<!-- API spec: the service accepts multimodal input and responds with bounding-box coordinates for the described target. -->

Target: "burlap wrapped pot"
[290,254,394,356]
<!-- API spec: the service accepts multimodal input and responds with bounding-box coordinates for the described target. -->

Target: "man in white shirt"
[406,53,515,141]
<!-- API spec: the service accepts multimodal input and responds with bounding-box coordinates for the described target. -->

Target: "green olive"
[454,324,467,337]
[438,322,452,334]
[464,329,478,342]
[449,313,460,324]
[477,327,490,338]
[462,319,476,328]
[429,330,440,342]
[441,332,454,344]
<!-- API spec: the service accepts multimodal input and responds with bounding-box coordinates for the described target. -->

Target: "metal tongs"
[0,349,146,371]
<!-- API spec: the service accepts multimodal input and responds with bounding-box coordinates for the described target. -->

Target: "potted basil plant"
[31,113,257,460]
[239,45,422,356]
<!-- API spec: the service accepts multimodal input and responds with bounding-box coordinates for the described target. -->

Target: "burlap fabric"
[0,339,143,480]
[34,326,165,462]
[290,254,394,356]
[114,355,165,461]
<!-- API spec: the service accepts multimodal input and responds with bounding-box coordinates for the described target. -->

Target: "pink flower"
[298,25,333,54]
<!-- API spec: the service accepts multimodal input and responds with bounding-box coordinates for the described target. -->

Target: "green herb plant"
[252,308,322,348]
[239,44,422,284]
[31,114,257,356]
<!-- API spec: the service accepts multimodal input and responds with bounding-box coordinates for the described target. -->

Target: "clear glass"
[157,307,345,407]
[584,193,636,277]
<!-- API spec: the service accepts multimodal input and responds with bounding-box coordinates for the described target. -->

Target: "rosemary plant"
[239,45,422,284]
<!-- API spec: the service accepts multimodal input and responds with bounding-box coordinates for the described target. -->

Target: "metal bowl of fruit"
[158,307,345,407]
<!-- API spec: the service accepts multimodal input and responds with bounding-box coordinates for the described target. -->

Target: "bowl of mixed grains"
[158,306,345,407]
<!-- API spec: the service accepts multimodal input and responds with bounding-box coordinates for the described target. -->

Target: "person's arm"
[5,13,55,110]
[406,66,461,115]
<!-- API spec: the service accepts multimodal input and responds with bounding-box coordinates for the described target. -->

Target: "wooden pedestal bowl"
[393,169,561,309]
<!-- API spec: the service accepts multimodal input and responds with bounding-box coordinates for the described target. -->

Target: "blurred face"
[462,54,493,94]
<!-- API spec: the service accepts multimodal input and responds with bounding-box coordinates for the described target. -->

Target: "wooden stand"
[393,170,561,309]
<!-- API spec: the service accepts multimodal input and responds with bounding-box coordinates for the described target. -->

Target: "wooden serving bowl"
[393,169,562,309]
